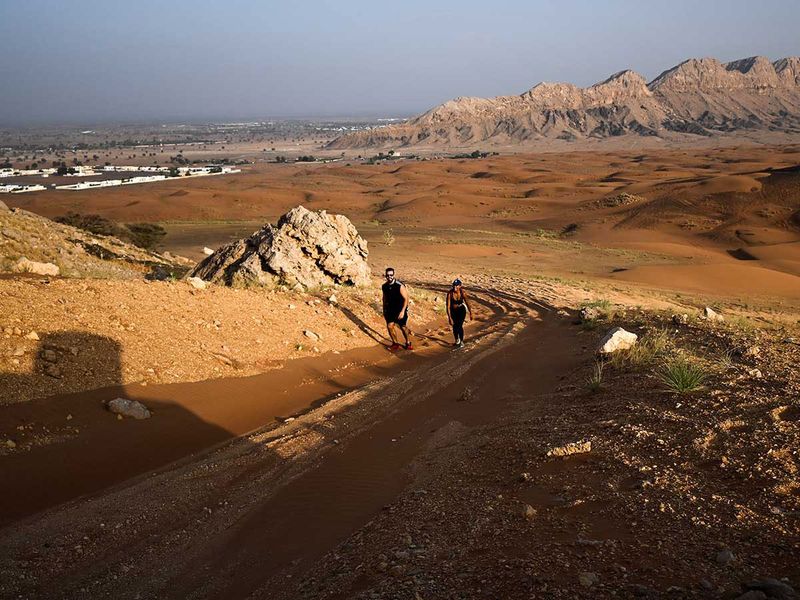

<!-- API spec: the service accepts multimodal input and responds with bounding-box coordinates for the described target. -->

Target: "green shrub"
[658,356,707,394]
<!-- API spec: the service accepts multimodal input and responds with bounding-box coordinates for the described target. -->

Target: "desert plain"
[1,142,799,599]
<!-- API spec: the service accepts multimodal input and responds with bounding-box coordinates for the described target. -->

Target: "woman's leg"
[453,309,465,342]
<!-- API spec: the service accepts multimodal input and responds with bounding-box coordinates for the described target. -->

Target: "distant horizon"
[2,0,799,125]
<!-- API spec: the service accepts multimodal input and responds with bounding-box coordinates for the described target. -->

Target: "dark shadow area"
[333,303,391,345]
[0,331,234,526]
[727,248,758,260]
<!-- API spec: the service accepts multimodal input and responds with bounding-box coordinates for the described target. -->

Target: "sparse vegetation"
[54,212,166,251]
[658,355,707,394]
[609,327,670,369]
[383,229,395,246]
[586,360,605,393]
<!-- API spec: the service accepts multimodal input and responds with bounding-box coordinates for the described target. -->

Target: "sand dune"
[5,144,800,301]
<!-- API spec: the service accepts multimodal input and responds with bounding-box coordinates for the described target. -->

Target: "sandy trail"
[0,286,584,599]
[0,285,507,526]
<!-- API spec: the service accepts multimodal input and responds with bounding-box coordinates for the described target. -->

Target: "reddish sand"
[7,145,800,302]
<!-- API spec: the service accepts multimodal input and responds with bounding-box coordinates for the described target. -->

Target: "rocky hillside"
[327,55,800,148]
[0,203,186,280]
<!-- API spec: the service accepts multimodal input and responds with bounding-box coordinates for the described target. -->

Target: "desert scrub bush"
[610,328,671,369]
[580,298,615,329]
[658,356,707,394]
[586,360,605,394]
[383,229,395,246]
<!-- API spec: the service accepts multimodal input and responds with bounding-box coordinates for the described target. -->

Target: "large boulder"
[189,206,371,289]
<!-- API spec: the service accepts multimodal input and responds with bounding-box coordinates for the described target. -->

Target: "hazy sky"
[1,0,799,124]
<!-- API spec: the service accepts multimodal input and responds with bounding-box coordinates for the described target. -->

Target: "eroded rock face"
[190,206,371,289]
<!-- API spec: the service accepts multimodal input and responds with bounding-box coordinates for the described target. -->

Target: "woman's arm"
[464,291,473,320]
[446,291,452,323]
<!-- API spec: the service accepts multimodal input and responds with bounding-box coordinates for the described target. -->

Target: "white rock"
[703,307,724,322]
[547,440,592,457]
[203,247,214,256]
[328,294,338,304]
[12,257,60,277]
[304,330,320,341]
[25,331,39,341]
[187,276,207,290]
[107,398,151,420]
[598,327,638,354]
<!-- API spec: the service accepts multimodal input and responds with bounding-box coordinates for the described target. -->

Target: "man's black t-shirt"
[382,280,407,320]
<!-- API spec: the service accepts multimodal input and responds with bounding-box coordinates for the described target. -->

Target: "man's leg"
[386,321,399,345]
[399,325,411,346]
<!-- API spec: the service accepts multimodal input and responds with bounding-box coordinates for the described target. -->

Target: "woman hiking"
[446,278,473,348]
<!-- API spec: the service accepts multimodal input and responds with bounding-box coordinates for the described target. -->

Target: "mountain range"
[327,56,800,149]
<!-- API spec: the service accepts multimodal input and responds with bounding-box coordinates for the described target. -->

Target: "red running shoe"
[388,343,401,351]
[404,342,413,350]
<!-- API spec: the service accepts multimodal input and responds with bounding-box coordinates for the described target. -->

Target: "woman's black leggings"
[452,306,466,341]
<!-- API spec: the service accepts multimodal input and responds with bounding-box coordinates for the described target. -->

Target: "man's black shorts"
[385,311,409,327]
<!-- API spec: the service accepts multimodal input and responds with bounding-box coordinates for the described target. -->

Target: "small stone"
[747,368,762,378]
[288,304,296,309]
[107,398,151,420]
[304,330,320,341]
[11,347,25,357]
[672,313,689,325]
[187,277,207,290]
[25,331,40,341]
[203,247,214,256]
[5,439,16,449]
[44,364,62,378]
[597,327,637,354]
[328,294,337,304]
[521,504,537,520]
[715,549,735,565]
[41,349,58,363]
[547,440,592,457]
[519,472,531,482]
[578,572,599,588]
[579,306,602,322]
[66,414,73,420]
[743,578,797,599]
[703,307,724,322]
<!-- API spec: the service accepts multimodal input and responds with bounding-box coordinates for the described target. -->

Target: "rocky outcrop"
[190,206,371,289]
[328,54,800,149]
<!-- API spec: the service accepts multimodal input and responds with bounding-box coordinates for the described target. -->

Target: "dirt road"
[0,286,586,599]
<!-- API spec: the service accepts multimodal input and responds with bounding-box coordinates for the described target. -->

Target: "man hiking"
[446,278,473,348]
[381,267,412,351]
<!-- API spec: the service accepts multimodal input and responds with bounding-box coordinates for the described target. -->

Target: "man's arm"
[398,284,409,319]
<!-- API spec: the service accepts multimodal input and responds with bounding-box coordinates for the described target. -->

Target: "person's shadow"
[0,330,233,527]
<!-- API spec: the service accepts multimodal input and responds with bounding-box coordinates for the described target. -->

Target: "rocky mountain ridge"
[327,55,800,148]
